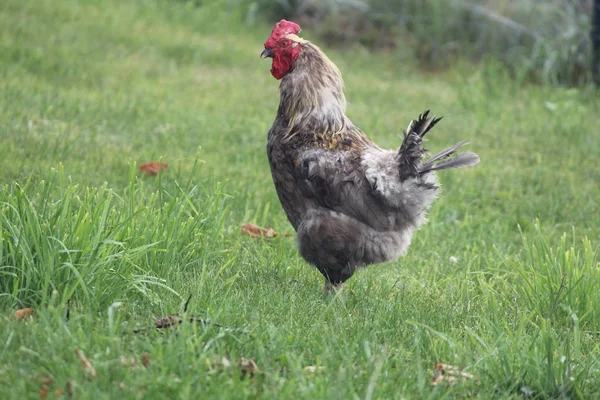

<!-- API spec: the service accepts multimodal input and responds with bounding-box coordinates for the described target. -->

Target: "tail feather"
[397,110,442,180]
[404,110,443,139]
[420,140,467,166]
[419,149,480,174]
[397,110,480,179]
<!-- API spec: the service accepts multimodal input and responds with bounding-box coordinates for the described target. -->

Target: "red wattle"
[270,46,301,80]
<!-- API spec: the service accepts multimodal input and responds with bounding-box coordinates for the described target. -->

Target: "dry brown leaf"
[237,358,259,378]
[303,366,326,373]
[132,314,234,334]
[32,373,56,400]
[430,363,475,387]
[55,388,64,397]
[240,223,278,239]
[40,384,49,400]
[142,353,150,368]
[138,162,168,176]
[15,308,34,320]
[66,380,73,397]
[155,314,181,329]
[75,349,96,378]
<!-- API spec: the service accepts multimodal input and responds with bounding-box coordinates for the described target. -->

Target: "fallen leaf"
[155,314,182,329]
[15,308,34,320]
[40,384,49,400]
[31,373,56,399]
[55,388,64,397]
[75,349,96,378]
[303,366,326,373]
[430,363,476,387]
[142,353,150,368]
[138,162,168,176]
[133,314,240,334]
[237,358,259,378]
[66,380,73,397]
[240,223,278,239]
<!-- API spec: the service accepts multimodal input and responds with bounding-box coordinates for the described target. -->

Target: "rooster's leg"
[324,280,344,294]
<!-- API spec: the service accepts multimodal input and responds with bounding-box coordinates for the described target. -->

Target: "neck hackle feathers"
[263,20,372,149]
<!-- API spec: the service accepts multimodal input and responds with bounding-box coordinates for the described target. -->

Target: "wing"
[294,147,404,231]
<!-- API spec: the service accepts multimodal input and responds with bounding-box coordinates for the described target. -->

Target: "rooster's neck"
[277,44,350,140]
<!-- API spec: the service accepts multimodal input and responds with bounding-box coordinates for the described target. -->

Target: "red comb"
[264,20,301,48]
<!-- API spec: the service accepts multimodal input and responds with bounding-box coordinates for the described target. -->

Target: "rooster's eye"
[281,41,288,47]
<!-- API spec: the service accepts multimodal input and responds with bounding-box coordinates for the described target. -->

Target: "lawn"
[1,0,599,398]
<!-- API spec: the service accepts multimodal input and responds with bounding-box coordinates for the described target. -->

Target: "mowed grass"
[1,0,599,398]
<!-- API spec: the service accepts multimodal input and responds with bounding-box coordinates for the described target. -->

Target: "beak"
[260,48,274,59]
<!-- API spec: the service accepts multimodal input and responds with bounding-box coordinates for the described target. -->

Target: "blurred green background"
[1,1,599,398]
[247,0,596,85]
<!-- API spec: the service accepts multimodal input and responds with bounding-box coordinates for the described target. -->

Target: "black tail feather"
[397,110,479,179]
[405,110,443,139]
[397,110,442,179]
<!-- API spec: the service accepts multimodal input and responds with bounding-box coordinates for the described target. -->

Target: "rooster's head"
[261,20,303,80]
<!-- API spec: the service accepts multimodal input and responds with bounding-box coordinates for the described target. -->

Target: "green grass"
[1,0,599,398]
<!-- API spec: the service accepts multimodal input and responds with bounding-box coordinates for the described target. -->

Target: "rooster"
[261,20,480,292]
